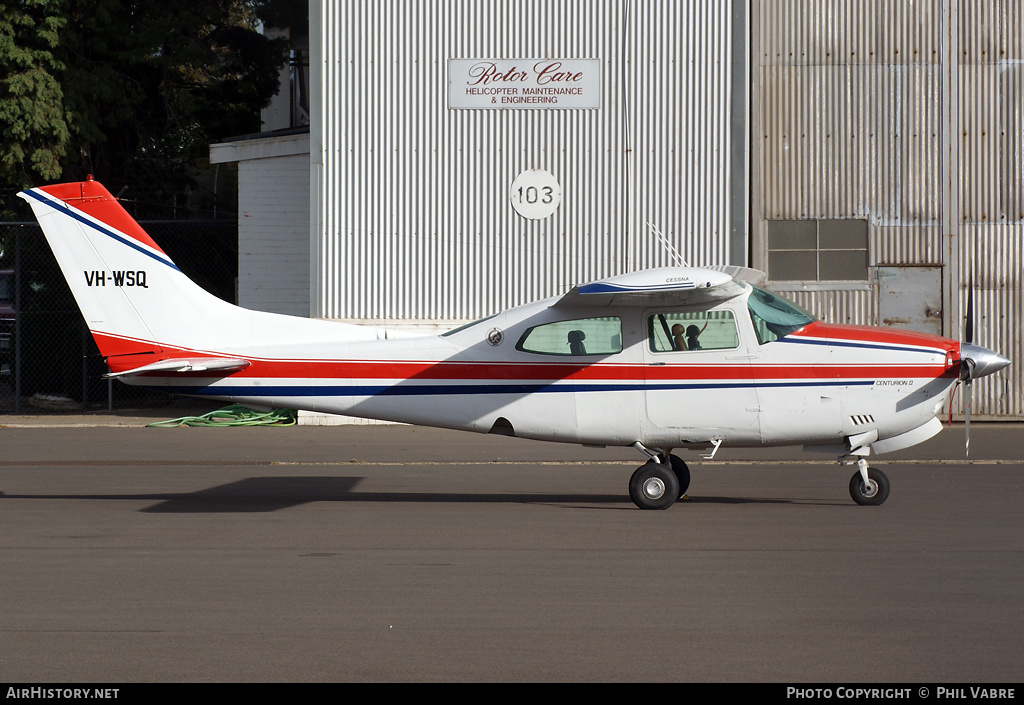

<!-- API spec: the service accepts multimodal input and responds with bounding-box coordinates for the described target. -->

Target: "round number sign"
[509,169,561,220]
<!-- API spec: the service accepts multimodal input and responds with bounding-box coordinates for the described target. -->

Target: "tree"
[59,0,290,218]
[1,0,293,218]
[0,1,70,193]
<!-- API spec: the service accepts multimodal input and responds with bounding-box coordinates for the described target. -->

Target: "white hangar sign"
[448,59,601,109]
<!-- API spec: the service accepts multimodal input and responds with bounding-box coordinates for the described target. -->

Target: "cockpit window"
[747,286,816,344]
[516,317,622,356]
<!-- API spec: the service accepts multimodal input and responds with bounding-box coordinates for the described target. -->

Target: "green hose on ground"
[147,404,297,427]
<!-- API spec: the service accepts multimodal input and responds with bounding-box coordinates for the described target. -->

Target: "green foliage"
[1,0,295,218]
[0,1,70,189]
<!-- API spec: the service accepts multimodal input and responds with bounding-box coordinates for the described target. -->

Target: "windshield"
[746,286,815,344]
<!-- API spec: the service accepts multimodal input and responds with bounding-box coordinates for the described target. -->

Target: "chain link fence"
[0,220,237,414]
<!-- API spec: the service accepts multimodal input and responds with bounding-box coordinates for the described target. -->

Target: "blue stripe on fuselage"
[778,336,943,355]
[158,379,877,397]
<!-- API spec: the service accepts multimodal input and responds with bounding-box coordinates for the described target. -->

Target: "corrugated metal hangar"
[211,0,1022,418]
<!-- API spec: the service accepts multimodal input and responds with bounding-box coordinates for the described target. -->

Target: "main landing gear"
[628,443,892,509]
[629,443,690,510]
[849,457,890,506]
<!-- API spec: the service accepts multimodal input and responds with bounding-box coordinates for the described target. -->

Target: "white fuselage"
[128,289,958,453]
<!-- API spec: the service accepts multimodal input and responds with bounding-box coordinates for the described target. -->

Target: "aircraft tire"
[629,461,680,510]
[667,454,690,498]
[849,467,890,506]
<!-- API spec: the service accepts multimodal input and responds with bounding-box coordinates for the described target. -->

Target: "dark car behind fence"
[0,221,237,414]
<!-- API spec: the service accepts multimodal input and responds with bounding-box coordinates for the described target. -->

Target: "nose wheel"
[849,464,890,506]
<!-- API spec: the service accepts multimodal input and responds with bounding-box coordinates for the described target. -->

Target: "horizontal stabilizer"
[103,358,250,379]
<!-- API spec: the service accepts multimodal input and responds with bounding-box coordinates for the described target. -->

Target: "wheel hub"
[643,476,666,500]
[860,479,878,498]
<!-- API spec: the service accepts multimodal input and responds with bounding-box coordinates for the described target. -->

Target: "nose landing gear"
[849,458,890,506]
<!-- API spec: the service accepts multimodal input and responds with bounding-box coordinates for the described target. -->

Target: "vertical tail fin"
[19,179,181,362]
[19,179,381,374]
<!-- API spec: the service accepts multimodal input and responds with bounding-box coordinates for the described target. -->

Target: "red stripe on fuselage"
[792,321,958,353]
[92,331,952,383]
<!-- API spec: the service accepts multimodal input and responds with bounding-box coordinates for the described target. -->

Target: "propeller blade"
[960,357,976,457]
[965,273,975,345]
[965,376,972,457]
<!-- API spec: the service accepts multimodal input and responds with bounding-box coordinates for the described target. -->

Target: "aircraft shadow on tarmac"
[2,476,844,512]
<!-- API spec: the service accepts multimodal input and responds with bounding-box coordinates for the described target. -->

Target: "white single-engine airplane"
[20,179,1010,509]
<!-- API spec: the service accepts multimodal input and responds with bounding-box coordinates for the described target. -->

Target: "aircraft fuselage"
[116,290,959,452]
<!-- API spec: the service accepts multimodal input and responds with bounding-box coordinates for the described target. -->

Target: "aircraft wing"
[556,266,760,307]
[702,265,766,286]
[103,358,250,379]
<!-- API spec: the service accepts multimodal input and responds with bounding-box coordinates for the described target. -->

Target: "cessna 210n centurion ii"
[20,179,1010,509]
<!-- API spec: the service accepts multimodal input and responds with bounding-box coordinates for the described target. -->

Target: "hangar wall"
[238,151,310,316]
[211,132,312,317]
[752,0,1023,418]
[300,0,1020,418]
[310,0,747,324]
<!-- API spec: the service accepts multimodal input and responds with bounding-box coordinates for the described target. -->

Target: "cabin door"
[642,306,761,444]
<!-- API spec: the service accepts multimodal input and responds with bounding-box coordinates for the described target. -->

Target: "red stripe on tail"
[36,181,167,255]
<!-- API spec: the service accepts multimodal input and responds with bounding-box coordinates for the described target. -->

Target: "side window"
[516,317,622,356]
[648,311,739,353]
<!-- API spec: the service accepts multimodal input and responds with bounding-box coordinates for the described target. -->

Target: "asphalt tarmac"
[1,412,1022,682]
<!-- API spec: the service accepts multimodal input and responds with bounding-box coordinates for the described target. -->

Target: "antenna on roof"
[646,221,688,267]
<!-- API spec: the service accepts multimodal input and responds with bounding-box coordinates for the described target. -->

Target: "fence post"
[82,324,89,409]
[14,227,21,413]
